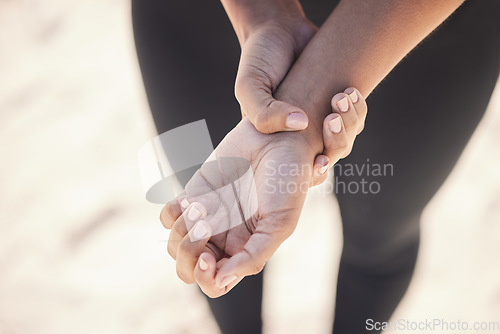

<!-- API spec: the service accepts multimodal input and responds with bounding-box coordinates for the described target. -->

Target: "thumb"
[235,74,309,133]
[214,225,287,289]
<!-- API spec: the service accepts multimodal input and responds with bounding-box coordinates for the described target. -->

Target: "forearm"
[220,0,306,45]
[275,0,465,150]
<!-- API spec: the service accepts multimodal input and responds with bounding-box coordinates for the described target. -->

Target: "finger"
[176,220,212,284]
[310,154,330,187]
[159,193,190,229]
[194,253,220,297]
[344,87,368,134]
[331,93,358,156]
[194,253,235,298]
[214,228,285,290]
[235,78,308,133]
[178,194,191,211]
[167,202,207,260]
[160,198,183,229]
[322,113,349,165]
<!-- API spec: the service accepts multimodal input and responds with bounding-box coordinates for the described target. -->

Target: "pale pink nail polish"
[319,165,328,175]
[286,112,308,130]
[349,91,359,103]
[180,198,189,209]
[192,220,210,240]
[188,205,201,221]
[199,257,209,271]
[219,275,237,288]
[337,97,349,112]
[328,116,342,134]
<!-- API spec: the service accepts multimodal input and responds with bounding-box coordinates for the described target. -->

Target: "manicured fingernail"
[337,97,349,112]
[199,256,209,271]
[286,112,308,130]
[180,198,189,209]
[328,115,342,133]
[188,205,201,221]
[218,275,237,288]
[349,90,359,103]
[192,220,210,240]
[319,165,328,175]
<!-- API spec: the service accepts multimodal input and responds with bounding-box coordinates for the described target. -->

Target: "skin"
[226,0,317,133]
[162,0,466,297]
[161,92,368,297]
[274,0,465,137]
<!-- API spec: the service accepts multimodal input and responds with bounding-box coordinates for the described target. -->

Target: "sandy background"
[0,0,499,333]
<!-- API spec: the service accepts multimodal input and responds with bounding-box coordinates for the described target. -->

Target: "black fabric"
[132,0,500,333]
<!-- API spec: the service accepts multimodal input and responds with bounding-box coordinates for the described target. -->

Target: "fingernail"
[328,115,342,133]
[218,275,237,288]
[180,198,189,209]
[319,165,328,175]
[188,205,201,221]
[337,97,349,112]
[286,112,308,130]
[192,220,210,240]
[199,256,209,271]
[349,90,359,103]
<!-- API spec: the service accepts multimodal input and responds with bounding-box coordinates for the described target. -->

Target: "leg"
[132,1,263,333]
[132,0,241,146]
[333,1,499,333]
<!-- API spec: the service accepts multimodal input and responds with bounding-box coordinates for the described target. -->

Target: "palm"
[183,119,314,261]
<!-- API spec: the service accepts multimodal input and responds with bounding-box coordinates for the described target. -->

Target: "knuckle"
[165,203,177,219]
[337,136,349,150]
[177,240,191,257]
[255,111,272,134]
[205,289,223,299]
[309,177,320,188]
[176,268,194,284]
[344,119,358,132]
[249,262,265,276]
[342,146,353,159]
[357,123,365,134]
[354,100,368,118]
[328,139,348,158]
[159,210,166,227]
[242,247,265,275]
[234,79,245,103]
[167,243,177,260]
[311,174,328,188]
[361,101,368,113]
[203,290,215,298]
[160,204,177,229]
[357,107,368,121]
[164,205,177,222]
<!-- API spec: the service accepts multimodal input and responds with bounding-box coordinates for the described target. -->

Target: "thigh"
[335,0,500,267]
[132,0,241,146]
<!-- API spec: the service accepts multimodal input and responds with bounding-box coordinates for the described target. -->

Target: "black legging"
[132,1,500,333]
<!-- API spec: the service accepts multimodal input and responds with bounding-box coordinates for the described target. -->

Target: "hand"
[325,87,367,161]
[225,2,367,172]
[160,118,324,298]
[221,0,317,133]
[159,90,367,297]
[234,18,317,133]
[161,119,316,298]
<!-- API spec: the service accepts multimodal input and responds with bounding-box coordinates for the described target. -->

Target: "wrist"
[275,84,330,155]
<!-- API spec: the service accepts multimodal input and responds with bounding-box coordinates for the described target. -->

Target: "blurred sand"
[0,1,499,333]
